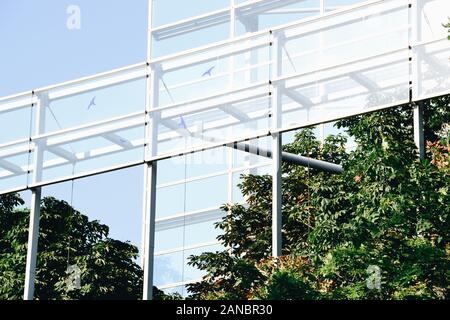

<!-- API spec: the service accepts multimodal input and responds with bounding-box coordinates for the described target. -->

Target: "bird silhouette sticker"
[87,96,96,110]
[179,115,188,130]
[202,66,215,77]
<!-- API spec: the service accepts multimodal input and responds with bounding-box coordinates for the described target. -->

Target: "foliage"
[186,96,450,300]
[0,196,144,300]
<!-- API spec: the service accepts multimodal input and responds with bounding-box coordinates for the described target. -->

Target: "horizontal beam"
[155,207,225,231]
[47,146,78,163]
[102,133,134,149]
[283,87,313,106]
[152,8,230,41]
[350,72,380,91]
[0,159,25,174]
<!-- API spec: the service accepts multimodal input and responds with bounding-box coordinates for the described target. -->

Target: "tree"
[0,195,143,300]
[186,96,450,300]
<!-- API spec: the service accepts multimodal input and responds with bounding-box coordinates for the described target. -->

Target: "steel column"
[271,31,282,257]
[414,101,425,160]
[23,92,47,300]
[23,187,41,300]
[142,162,158,300]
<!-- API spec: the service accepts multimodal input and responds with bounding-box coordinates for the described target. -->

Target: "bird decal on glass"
[179,115,188,130]
[201,66,215,77]
[87,96,96,110]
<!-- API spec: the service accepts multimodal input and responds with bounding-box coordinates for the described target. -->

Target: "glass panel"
[152,0,230,28]
[155,219,222,253]
[412,0,450,100]
[236,0,321,36]
[0,93,34,193]
[0,93,34,144]
[36,122,145,183]
[27,67,147,185]
[38,73,146,135]
[153,134,276,294]
[413,39,450,101]
[154,145,231,293]
[416,0,450,43]
[156,34,270,108]
[154,244,223,295]
[278,0,409,78]
[324,0,367,12]
[276,0,410,129]
[152,20,230,58]
[183,244,223,282]
[0,141,32,193]
[150,32,271,159]
[156,174,228,219]
[36,166,143,300]
[154,250,184,288]
[152,86,271,158]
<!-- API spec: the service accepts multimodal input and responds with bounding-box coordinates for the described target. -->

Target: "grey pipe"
[233,142,343,174]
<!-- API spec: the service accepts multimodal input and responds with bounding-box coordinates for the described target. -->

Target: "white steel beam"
[47,146,78,163]
[271,31,282,257]
[283,87,314,106]
[142,162,157,300]
[23,92,47,300]
[350,72,380,91]
[101,133,134,149]
[23,187,41,300]
[152,8,230,40]
[0,159,25,174]
[272,132,282,257]
[218,104,251,121]
[413,101,425,160]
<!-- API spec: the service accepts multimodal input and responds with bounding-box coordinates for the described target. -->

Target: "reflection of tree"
[0,194,143,300]
[154,254,183,290]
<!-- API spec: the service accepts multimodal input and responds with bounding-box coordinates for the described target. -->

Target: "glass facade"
[1,0,449,299]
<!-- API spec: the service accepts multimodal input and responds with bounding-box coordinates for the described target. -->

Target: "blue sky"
[0,0,147,97]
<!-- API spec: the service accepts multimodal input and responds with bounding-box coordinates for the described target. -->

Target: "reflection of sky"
[8,0,446,291]
[0,0,147,97]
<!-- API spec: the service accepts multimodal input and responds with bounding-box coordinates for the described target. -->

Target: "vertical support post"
[226,0,235,207]
[271,133,282,257]
[24,188,41,300]
[230,0,235,39]
[414,101,425,160]
[410,0,424,161]
[142,0,159,299]
[271,31,282,257]
[410,0,421,101]
[142,162,158,300]
[23,92,47,300]
[320,0,325,15]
